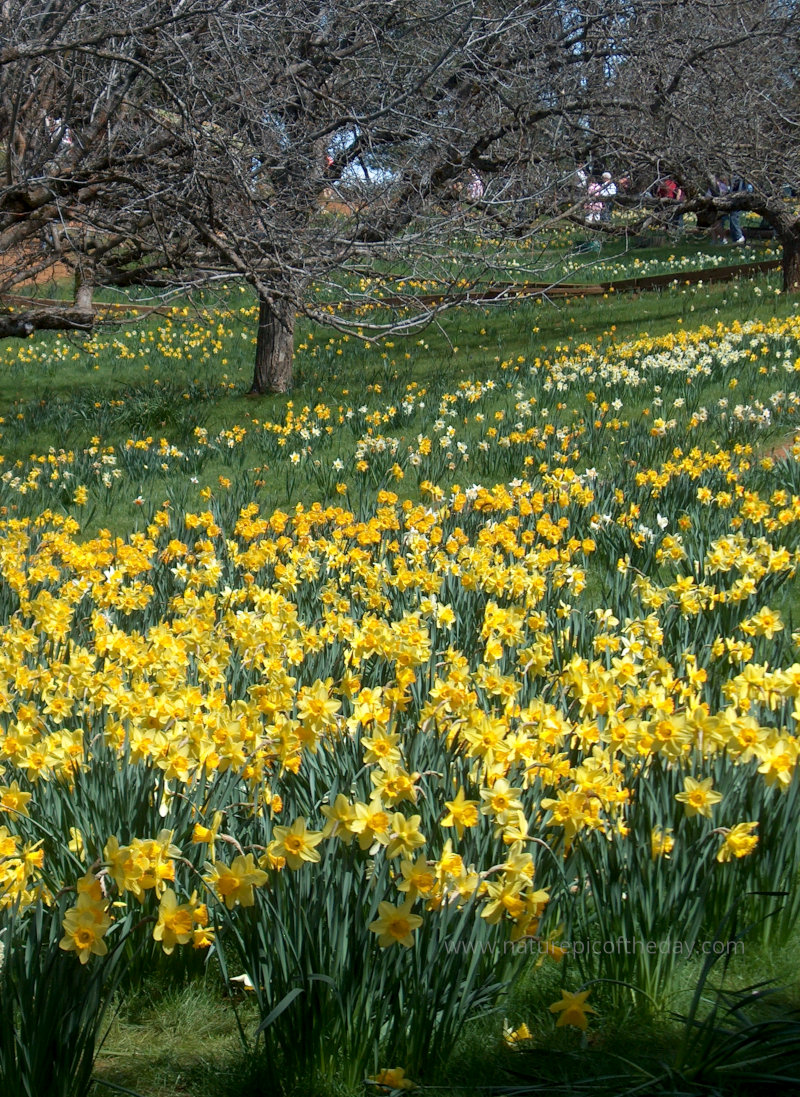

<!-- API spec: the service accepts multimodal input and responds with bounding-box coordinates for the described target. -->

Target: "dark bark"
[249,294,295,395]
[782,226,800,294]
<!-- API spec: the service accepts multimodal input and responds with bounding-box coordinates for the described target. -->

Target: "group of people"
[576,164,751,245]
[578,168,619,224]
[656,173,750,244]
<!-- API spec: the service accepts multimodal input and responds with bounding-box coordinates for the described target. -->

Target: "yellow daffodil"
[548,988,596,1030]
[369,899,423,948]
[675,776,723,819]
[269,817,324,870]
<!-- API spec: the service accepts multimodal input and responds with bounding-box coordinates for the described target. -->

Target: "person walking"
[728,175,748,246]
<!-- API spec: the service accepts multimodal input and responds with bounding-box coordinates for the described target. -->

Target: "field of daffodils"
[2,288,800,1095]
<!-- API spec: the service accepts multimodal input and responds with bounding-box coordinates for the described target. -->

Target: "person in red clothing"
[654,176,686,232]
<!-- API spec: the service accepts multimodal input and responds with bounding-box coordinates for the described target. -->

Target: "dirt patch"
[0,244,72,292]
[22,261,72,287]
[763,433,800,463]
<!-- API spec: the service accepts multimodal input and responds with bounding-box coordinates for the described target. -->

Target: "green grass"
[0,255,793,538]
[89,923,800,1097]
[93,981,252,1097]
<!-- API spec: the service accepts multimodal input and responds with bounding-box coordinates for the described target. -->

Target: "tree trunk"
[250,294,295,394]
[783,225,800,294]
[74,266,94,312]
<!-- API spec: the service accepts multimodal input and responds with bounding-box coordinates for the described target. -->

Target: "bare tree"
[565,0,800,289]
[2,1,798,394]
[0,1,637,390]
[0,1,223,336]
[126,0,626,394]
